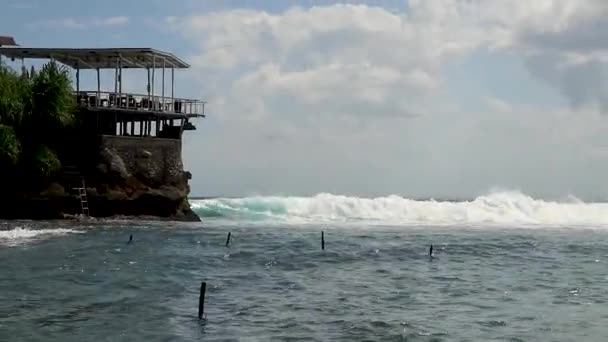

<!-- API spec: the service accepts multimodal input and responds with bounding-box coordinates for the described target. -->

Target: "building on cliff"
[0,46,205,221]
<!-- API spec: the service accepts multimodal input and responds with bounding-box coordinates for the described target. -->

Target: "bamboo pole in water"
[198,282,206,319]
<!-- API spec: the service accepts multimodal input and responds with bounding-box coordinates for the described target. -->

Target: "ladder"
[73,179,90,217]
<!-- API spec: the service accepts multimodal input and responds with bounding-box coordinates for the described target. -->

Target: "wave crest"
[190,191,608,226]
[0,227,83,246]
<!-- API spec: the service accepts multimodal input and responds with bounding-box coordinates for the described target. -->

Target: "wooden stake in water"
[225,232,231,247]
[198,282,206,319]
[321,231,325,250]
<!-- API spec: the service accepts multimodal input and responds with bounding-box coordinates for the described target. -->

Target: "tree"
[0,60,77,180]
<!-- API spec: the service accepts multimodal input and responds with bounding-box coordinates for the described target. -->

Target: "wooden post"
[171,67,175,112]
[118,55,123,100]
[147,67,151,109]
[198,282,206,319]
[225,232,231,247]
[151,55,156,110]
[114,56,119,100]
[162,58,165,112]
[321,231,325,250]
[96,67,101,107]
[76,66,80,93]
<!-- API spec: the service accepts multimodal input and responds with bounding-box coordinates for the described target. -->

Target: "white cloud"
[34,16,129,30]
[170,2,608,199]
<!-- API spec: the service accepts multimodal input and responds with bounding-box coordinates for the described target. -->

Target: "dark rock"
[105,189,129,201]
[86,187,99,197]
[139,149,152,158]
[40,183,65,197]
[0,135,201,222]
[96,163,108,175]
[101,147,130,179]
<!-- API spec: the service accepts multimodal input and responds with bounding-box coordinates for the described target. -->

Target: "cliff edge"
[0,136,200,221]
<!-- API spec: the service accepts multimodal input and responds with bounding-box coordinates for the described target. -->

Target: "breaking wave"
[190,191,608,227]
[0,227,83,246]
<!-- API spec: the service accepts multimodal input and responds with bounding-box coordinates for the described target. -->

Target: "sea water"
[1,191,608,341]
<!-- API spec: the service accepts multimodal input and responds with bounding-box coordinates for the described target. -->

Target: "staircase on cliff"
[63,165,90,217]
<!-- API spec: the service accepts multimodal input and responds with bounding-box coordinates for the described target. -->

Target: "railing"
[75,91,205,116]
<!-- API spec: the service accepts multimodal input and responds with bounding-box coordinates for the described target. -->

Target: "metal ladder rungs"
[73,180,90,217]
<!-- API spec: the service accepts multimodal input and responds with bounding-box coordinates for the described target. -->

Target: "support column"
[118,55,123,107]
[96,68,101,107]
[151,56,156,110]
[147,67,151,109]
[171,67,175,112]
[76,66,80,93]
[114,57,119,97]
[162,58,165,112]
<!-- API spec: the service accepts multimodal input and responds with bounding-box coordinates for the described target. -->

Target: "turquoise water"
[1,217,608,341]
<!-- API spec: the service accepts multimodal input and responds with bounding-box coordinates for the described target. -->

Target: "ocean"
[1,191,608,341]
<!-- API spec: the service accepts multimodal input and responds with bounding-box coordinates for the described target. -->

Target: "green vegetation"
[0,60,76,178]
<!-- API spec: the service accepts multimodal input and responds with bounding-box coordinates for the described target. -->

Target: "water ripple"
[1,223,608,341]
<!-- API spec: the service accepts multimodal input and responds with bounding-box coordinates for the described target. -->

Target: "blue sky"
[3,0,608,200]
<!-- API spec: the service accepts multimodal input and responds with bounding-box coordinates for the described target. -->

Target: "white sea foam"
[191,190,608,227]
[0,227,83,246]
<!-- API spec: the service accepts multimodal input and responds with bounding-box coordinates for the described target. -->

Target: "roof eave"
[0,47,190,69]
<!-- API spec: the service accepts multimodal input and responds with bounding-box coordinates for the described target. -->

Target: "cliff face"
[84,136,200,221]
[0,135,200,221]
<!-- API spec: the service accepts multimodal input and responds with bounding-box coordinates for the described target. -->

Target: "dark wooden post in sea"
[225,232,231,247]
[198,282,206,319]
[321,231,325,250]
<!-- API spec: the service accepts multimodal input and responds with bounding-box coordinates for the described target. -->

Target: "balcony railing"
[75,91,205,116]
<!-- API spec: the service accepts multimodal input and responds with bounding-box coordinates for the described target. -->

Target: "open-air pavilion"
[0,46,205,139]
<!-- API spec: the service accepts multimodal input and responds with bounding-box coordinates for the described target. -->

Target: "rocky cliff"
[0,135,200,221]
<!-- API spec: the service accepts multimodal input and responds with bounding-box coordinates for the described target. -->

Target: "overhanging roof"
[0,36,18,46]
[0,47,190,69]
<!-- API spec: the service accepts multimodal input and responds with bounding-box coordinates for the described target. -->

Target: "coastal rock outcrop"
[0,136,200,221]
[84,136,200,221]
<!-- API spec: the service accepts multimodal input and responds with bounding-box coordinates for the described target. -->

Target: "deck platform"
[0,46,206,139]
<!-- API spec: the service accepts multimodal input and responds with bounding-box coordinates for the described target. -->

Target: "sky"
[2,0,608,200]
